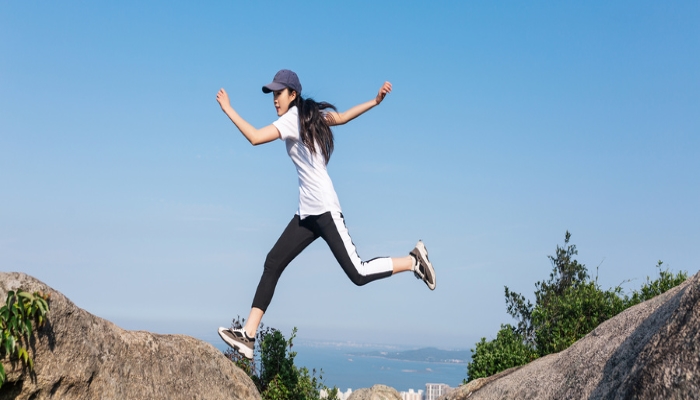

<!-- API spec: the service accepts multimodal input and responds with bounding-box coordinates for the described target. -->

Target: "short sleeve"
[273,106,299,141]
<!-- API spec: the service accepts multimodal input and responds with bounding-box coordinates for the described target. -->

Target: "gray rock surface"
[347,384,402,400]
[443,269,700,400]
[0,272,261,400]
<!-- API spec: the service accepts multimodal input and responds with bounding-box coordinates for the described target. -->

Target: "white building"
[324,384,451,400]
[425,383,453,400]
[401,388,424,400]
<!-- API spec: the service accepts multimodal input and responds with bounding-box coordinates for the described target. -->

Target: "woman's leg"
[314,212,396,286]
[220,215,317,359]
[243,307,265,338]
[244,214,318,336]
[391,256,415,273]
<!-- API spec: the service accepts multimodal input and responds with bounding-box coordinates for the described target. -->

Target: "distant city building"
[324,384,452,400]
[401,388,424,400]
[425,383,453,400]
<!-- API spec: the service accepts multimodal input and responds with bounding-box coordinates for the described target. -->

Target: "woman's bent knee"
[348,273,370,286]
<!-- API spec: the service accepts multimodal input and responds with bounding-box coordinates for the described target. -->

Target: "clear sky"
[2,1,698,349]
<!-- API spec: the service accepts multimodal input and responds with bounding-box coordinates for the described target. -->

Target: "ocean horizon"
[208,338,469,393]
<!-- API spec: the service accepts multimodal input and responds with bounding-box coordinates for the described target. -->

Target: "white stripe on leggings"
[330,211,394,276]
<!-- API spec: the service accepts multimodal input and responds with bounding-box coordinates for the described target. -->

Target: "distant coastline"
[210,338,468,391]
[345,347,471,364]
[292,342,468,391]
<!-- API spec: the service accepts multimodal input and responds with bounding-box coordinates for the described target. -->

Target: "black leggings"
[251,211,394,312]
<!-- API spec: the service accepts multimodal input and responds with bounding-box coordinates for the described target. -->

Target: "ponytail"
[292,95,337,164]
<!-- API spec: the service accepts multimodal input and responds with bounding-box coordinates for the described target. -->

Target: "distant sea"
[210,339,468,393]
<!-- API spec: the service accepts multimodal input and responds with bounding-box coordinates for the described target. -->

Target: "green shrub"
[625,260,688,307]
[223,318,338,400]
[531,280,626,355]
[256,328,297,396]
[466,324,537,382]
[467,232,688,382]
[0,289,50,388]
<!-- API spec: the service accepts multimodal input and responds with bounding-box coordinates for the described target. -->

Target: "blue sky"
[1,1,698,349]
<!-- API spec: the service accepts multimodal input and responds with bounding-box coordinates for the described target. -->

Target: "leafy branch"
[0,289,50,388]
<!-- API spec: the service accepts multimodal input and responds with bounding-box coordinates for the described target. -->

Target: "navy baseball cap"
[262,69,302,94]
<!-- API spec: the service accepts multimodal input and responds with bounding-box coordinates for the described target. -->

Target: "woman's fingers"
[217,88,229,106]
[376,81,392,104]
[383,81,392,94]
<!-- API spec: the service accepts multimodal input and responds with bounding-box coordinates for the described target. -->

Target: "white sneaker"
[410,240,436,290]
[218,327,255,359]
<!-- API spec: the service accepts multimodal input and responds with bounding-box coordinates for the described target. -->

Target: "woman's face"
[273,88,297,116]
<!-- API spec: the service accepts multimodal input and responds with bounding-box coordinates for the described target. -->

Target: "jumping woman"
[216,69,435,359]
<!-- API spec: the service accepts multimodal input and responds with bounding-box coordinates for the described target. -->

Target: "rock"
[0,272,261,400]
[348,384,402,400]
[443,269,700,400]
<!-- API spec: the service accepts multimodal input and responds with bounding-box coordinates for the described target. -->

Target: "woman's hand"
[216,87,280,145]
[327,81,394,126]
[375,81,392,105]
[216,88,231,111]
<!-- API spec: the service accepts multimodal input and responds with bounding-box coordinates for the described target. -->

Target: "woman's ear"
[289,90,297,101]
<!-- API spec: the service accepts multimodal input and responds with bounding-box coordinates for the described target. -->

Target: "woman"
[216,69,435,359]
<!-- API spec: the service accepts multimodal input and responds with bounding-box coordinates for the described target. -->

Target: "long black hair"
[290,92,337,164]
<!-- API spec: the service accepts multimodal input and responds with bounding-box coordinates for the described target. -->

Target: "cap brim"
[262,82,286,93]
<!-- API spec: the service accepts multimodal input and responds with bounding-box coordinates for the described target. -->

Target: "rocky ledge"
[443,269,700,400]
[0,272,261,400]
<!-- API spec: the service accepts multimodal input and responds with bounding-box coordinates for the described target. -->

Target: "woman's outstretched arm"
[325,81,392,126]
[216,88,280,146]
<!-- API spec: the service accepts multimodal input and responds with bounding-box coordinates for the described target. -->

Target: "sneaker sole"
[218,327,254,359]
[414,241,436,290]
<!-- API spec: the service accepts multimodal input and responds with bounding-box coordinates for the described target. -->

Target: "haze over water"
[210,338,468,393]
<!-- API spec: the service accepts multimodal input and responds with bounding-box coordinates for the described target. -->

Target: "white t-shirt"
[273,106,342,219]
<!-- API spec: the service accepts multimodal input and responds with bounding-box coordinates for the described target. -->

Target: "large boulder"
[348,384,402,400]
[0,272,261,400]
[444,269,700,400]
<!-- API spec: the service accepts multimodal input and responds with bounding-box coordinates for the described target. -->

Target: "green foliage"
[0,289,50,388]
[294,365,338,400]
[224,318,338,400]
[467,231,688,382]
[505,231,590,346]
[465,324,537,383]
[626,260,688,307]
[256,328,297,396]
[531,280,626,355]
